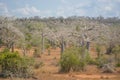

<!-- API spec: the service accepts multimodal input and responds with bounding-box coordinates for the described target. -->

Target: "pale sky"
[0,0,120,18]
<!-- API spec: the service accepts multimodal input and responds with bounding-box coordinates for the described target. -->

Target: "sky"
[0,0,120,18]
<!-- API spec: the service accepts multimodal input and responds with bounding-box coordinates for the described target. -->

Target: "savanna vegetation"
[0,16,120,80]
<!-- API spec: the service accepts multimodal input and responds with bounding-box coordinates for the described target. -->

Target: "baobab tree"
[69,19,111,53]
[0,19,25,52]
[105,26,120,54]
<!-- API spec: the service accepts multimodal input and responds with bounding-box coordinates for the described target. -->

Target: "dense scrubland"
[0,16,120,80]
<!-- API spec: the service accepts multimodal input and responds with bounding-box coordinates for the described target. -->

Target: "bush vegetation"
[0,49,34,78]
[60,47,92,72]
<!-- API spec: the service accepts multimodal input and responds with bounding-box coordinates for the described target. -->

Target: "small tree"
[0,22,25,52]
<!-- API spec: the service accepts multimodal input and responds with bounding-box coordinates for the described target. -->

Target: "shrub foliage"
[0,49,34,78]
[60,47,91,72]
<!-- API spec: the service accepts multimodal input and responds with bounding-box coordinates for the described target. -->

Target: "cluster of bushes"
[94,45,120,73]
[60,47,92,72]
[60,45,120,73]
[0,49,34,78]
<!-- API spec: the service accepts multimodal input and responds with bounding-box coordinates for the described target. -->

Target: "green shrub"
[116,63,120,67]
[0,49,34,78]
[60,47,90,72]
[60,52,79,72]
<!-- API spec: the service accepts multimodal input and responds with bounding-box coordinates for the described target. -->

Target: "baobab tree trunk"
[106,43,114,54]
[60,41,65,59]
[7,42,15,52]
[60,36,65,54]
[81,39,85,47]
[11,42,14,52]
[6,42,12,51]
[0,39,2,48]
[41,31,45,54]
[23,47,27,56]
[60,42,64,54]
[50,40,56,49]
[86,41,90,50]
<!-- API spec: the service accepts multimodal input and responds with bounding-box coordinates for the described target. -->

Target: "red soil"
[0,47,120,80]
